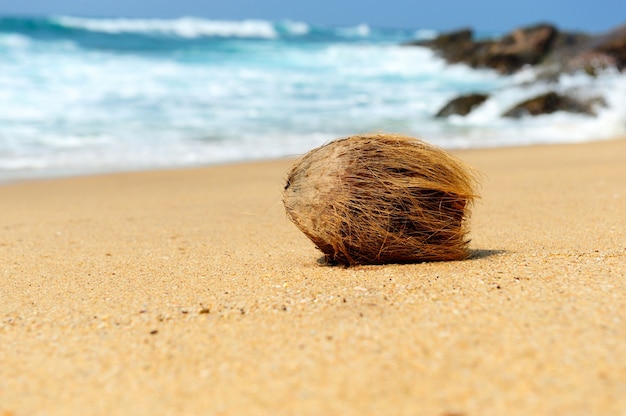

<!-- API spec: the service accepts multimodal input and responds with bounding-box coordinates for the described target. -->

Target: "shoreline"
[1,138,625,415]
[2,135,624,188]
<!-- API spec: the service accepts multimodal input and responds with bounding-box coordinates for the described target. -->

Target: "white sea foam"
[0,33,31,49]
[1,18,625,182]
[53,16,280,38]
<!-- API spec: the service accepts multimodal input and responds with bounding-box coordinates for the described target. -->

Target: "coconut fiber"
[283,134,479,265]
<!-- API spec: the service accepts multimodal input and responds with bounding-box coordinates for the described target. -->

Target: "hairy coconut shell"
[283,134,479,265]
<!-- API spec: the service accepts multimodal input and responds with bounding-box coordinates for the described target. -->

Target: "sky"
[0,0,624,33]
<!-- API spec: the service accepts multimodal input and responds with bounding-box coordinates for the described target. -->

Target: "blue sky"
[0,0,624,32]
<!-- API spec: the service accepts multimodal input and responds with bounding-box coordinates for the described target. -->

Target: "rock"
[542,24,626,75]
[551,31,592,51]
[412,23,558,73]
[594,24,626,69]
[411,22,626,74]
[573,23,626,73]
[502,92,597,118]
[435,93,489,117]
[407,28,478,65]
[407,22,621,122]
[416,27,473,47]
[480,24,558,73]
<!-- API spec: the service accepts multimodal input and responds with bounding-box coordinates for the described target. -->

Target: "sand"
[1,138,625,415]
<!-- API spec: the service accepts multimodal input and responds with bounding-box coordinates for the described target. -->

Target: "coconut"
[283,134,479,265]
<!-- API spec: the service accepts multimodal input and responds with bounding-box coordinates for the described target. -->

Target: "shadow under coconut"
[316,249,506,267]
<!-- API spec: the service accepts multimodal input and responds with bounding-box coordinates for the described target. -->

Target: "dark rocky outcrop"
[543,23,626,75]
[594,24,626,70]
[411,28,477,65]
[435,93,489,117]
[409,22,625,119]
[410,23,559,74]
[502,92,598,118]
[480,24,558,73]
[410,22,626,75]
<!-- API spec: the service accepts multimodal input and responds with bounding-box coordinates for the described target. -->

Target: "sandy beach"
[1,138,625,415]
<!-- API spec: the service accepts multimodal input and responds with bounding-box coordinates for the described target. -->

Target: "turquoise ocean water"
[1,16,625,182]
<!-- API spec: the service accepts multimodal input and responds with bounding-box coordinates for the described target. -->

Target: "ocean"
[1,15,625,182]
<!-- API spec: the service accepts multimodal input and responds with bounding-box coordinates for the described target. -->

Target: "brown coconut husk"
[283,133,479,265]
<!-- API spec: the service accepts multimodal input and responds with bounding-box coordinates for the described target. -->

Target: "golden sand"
[1,139,625,415]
